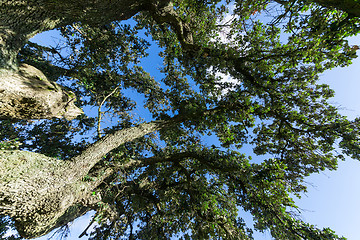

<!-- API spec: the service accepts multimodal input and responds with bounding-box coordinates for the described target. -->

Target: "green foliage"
[6,0,360,239]
[0,139,21,150]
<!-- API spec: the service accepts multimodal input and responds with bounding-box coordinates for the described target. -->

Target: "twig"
[97,86,120,138]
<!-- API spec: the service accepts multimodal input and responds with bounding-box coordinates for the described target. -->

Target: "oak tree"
[1,0,360,239]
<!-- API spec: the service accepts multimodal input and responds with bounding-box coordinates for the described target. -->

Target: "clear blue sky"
[23,21,360,240]
[292,36,360,240]
[249,36,360,240]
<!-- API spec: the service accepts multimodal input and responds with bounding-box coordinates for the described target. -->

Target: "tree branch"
[97,86,120,138]
[68,119,173,181]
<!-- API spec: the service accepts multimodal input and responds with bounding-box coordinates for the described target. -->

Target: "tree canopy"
[0,0,360,239]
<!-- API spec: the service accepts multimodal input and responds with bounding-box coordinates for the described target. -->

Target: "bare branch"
[97,86,120,138]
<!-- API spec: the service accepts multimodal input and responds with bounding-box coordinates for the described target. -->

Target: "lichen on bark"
[0,117,173,238]
[0,149,111,238]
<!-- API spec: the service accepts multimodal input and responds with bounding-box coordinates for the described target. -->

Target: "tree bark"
[0,63,83,120]
[0,0,149,69]
[0,119,173,238]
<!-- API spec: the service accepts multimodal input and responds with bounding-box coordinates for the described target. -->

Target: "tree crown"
[1,0,360,239]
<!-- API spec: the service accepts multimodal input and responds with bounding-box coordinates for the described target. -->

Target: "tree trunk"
[0,150,97,238]
[0,119,173,238]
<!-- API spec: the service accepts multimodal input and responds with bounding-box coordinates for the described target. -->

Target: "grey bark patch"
[0,150,94,238]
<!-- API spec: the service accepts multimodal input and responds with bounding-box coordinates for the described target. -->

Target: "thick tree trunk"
[0,119,173,238]
[0,150,97,238]
[0,0,79,119]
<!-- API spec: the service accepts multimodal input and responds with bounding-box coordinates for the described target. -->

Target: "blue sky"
[292,37,360,240]
[250,36,360,240]
[22,16,360,240]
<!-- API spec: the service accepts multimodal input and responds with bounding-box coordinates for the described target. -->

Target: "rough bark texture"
[0,64,82,120]
[0,0,149,69]
[0,119,173,238]
[0,150,94,238]
[69,120,171,181]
